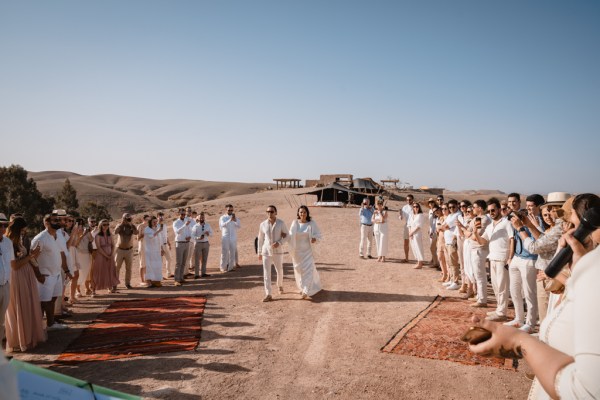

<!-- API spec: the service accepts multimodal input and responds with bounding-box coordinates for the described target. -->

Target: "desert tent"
[304,182,376,205]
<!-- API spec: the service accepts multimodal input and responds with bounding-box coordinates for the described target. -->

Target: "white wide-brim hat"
[545,192,571,207]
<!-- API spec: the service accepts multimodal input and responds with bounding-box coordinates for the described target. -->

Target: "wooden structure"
[305,174,354,187]
[273,178,301,189]
[380,179,399,188]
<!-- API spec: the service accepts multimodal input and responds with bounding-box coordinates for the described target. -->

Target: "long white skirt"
[292,237,322,297]
[144,237,163,281]
[463,239,474,283]
[75,249,92,281]
[373,223,388,257]
[409,231,425,261]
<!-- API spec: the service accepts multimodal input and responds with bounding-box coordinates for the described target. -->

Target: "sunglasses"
[542,213,551,217]
[266,210,276,213]
[441,207,448,210]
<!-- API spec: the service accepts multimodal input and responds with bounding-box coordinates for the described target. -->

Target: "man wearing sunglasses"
[191,212,213,279]
[257,205,288,302]
[31,214,71,330]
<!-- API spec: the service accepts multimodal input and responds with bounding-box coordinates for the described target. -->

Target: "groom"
[257,205,288,302]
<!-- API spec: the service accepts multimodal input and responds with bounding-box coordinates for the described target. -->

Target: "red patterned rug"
[382,296,514,369]
[57,296,206,363]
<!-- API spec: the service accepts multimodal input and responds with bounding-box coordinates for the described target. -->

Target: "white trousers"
[359,224,374,256]
[509,257,538,325]
[489,260,509,316]
[262,254,284,296]
[471,248,489,304]
[162,244,172,275]
[220,237,237,271]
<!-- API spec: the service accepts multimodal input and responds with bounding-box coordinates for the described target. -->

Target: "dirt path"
[11,194,531,399]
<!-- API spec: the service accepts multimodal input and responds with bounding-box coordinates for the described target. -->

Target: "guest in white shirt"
[473,198,514,321]
[31,214,71,330]
[191,212,213,279]
[258,205,288,302]
[172,208,192,285]
[439,200,461,290]
[398,194,414,263]
[219,204,241,272]
[0,213,16,343]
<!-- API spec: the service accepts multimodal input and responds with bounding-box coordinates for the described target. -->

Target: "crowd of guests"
[360,191,600,399]
[0,205,230,353]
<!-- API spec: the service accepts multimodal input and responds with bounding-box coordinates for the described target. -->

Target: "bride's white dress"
[289,219,322,297]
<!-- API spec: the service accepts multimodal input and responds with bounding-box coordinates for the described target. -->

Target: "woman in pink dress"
[5,217,47,352]
[91,220,119,295]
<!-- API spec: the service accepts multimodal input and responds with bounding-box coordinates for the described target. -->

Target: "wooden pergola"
[273,178,301,189]
[380,179,399,188]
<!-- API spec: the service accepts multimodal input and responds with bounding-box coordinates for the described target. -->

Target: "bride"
[289,205,322,300]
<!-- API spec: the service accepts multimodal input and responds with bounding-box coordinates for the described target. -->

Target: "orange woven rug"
[381,296,513,369]
[57,296,206,364]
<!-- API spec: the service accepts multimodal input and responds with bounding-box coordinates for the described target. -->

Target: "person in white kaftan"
[143,216,164,287]
[257,205,288,302]
[219,204,241,272]
[408,203,427,268]
[289,206,322,300]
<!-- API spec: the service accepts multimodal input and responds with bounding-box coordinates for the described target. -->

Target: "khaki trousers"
[445,244,460,283]
[359,224,374,257]
[115,247,133,285]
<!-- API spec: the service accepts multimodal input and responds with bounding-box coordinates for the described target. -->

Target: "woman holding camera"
[372,197,389,262]
[470,194,600,399]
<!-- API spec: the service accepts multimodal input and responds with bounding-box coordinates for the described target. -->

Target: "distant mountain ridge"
[29,171,270,217]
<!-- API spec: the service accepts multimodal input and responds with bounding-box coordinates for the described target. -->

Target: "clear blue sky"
[1,0,599,194]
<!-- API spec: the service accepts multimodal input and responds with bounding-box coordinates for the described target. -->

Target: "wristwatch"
[518,227,527,233]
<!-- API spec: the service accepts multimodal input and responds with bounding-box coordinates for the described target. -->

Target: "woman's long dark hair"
[97,219,112,237]
[6,217,27,255]
[297,205,311,222]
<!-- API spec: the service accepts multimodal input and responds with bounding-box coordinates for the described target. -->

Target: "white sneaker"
[446,283,460,290]
[503,319,522,327]
[47,323,68,331]
[519,324,533,333]
[442,281,454,287]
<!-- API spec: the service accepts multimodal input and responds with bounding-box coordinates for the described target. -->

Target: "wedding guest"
[0,213,15,343]
[408,202,427,269]
[358,198,374,259]
[73,218,93,297]
[191,212,213,279]
[4,217,46,352]
[467,200,491,307]
[440,200,461,290]
[157,212,172,278]
[31,214,70,330]
[372,197,389,263]
[219,204,241,272]
[92,220,120,295]
[504,193,538,333]
[469,194,600,399]
[427,199,439,268]
[398,194,414,262]
[472,198,514,322]
[143,216,164,288]
[257,205,288,302]
[456,201,472,294]
[114,213,138,289]
[136,215,150,285]
[173,208,192,286]
[435,205,449,282]
[289,206,322,300]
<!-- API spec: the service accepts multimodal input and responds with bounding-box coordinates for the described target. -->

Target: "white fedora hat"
[545,192,571,206]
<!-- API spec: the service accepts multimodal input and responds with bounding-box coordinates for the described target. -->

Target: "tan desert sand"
[9,187,531,400]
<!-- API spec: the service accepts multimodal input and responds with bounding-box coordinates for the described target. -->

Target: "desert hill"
[29,171,270,217]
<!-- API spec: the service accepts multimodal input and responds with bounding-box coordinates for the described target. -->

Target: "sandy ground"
[10,190,531,399]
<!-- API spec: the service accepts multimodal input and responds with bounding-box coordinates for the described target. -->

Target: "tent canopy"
[303,182,376,205]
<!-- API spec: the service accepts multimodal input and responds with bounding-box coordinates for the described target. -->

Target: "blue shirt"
[359,206,374,225]
[514,215,545,260]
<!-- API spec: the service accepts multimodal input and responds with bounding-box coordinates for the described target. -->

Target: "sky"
[1,0,599,194]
